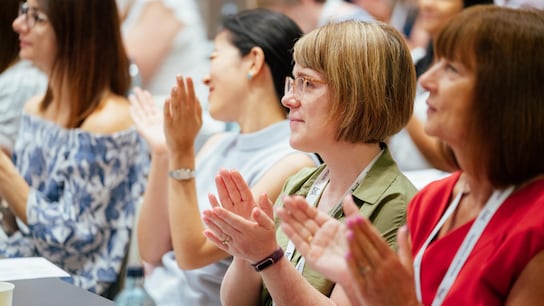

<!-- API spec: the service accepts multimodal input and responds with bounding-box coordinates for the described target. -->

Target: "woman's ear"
[246,46,266,80]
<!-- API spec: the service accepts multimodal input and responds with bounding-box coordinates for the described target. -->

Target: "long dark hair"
[221,9,303,114]
[0,0,20,73]
[39,0,130,128]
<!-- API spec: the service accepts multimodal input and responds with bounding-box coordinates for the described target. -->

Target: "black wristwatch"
[251,247,285,272]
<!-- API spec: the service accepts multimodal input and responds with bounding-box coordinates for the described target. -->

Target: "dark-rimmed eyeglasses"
[284,76,326,101]
[18,2,48,29]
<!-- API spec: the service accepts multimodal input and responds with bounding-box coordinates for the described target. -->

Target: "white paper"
[0,257,70,281]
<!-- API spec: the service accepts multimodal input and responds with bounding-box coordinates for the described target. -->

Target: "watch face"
[253,247,284,271]
[255,259,274,271]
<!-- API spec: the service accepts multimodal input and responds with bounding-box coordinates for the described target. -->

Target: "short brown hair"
[435,5,544,187]
[293,21,415,143]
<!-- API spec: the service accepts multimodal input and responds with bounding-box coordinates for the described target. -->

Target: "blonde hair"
[293,21,416,143]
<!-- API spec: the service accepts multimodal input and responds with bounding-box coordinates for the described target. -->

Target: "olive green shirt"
[260,147,417,305]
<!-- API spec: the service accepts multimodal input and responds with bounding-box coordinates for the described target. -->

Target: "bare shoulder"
[22,94,45,115]
[81,94,134,134]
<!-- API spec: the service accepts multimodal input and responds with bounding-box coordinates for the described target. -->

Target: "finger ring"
[221,236,231,245]
[359,265,371,276]
[306,235,313,243]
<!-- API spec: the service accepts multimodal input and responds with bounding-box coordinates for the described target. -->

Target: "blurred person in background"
[0,0,47,240]
[0,0,149,296]
[256,0,374,33]
[119,0,224,151]
[388,0,493,172]
[0,0,47,157]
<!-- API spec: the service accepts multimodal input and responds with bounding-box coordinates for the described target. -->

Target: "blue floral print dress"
[0,114,149,294]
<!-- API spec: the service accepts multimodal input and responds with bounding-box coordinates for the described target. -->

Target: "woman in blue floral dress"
[0,0,148,296]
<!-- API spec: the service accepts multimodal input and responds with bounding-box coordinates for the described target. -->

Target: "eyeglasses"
[18,2,48,29]
[284,76,326,101]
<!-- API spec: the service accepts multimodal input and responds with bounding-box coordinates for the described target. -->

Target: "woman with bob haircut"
[201,20,418,305]
[0,0,148,296]
[279,5,544,306]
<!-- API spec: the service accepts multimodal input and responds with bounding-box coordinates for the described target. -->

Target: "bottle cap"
[126,266,144,277]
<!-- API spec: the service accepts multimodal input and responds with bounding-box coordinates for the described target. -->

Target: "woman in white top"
[131,9,315,306]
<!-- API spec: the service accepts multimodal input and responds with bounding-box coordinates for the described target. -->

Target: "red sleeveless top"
[408,172,544,305]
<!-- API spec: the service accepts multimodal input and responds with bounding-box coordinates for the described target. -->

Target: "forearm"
[123,1,182,86]
[137,153,172,265]
[405,116,453,171]
[221,257,262,306]
[0,153,29,223]
[168,151,229,269]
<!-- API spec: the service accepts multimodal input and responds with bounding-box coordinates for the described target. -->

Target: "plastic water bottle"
[114,266,156,306]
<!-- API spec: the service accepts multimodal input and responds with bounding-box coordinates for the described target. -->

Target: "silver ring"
[221,236,231,245]
[359,265,371,276]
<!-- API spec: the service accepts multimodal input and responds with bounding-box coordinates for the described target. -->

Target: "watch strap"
[168,168,196,180]
[251,247,284,272]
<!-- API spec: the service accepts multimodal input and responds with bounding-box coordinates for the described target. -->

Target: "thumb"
[342,195,360,218]
[253,200,275,230]
[257,193,274,219]
[208,193,221,209]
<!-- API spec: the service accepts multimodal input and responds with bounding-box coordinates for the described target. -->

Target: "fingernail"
[345,251,352,260]
[347,230,354,240]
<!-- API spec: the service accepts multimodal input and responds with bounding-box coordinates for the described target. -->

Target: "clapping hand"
[129,87,168,155]
[208,169,257,220]
[277,195,360,284]
[202,169,279,264]
[163,76,203,154]
[344,197,420,306]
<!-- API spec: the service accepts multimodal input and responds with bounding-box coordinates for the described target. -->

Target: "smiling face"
[12,0,57,73]
[418,0,464,37]
[281,64,336,153]
[203,30,252,122]
[419,58,475,149]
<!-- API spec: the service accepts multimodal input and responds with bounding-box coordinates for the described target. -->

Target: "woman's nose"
[419,63,439,92]
[281,92,299,109]
[202,74,210,87]
[12,14,27,34]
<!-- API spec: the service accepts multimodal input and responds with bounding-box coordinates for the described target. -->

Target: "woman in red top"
[279,5,544,306]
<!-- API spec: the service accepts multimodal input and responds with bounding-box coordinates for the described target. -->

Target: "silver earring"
[247,72,253,80]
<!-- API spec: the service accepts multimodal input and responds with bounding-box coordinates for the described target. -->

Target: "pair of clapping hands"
[201,168,421,306]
